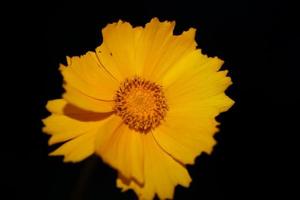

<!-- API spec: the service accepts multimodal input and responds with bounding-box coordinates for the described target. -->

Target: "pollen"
[113,76,168,132]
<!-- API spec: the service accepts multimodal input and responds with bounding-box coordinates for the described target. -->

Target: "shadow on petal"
[63,103,114,122]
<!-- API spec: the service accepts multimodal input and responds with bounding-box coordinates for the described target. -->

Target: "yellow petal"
[134,18,175,78]
[63,84,114,113]
[96,43,123,81]
[96,22,146,79]
[95,116,144,184]
[96,18,196,83]
[153,112,218,165]
[163,50,234,113]
[48,115,115,162]
[140,18,197,82]
[43,114,97,145]
[154,51,234,164]
[97,21,137,79]
[43,99,113,145]
[161,50,220,88]
[45,99,67,114]
[49,127,96,162]
[165,71,234,114]
[60,51,119,100]
[117,133,191,200]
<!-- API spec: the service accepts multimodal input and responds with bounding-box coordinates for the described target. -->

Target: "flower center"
[113,77,168,132]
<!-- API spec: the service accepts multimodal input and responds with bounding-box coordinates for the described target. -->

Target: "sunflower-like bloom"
[43,18,234,199]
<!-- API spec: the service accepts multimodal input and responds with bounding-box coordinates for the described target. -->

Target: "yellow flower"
[43,18,234,199]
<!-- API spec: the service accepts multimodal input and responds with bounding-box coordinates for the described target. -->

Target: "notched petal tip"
[181,27,197,38]
[45,99,67,113]
[41,123,51,135]
[59,63,66,72]
[147,17,176,28]
[153,17,175,23]
[219,94,235,113]
[203,138,218,155]
[48,151,82,163]
[66,56,72,65]
[48,137,57,146]
[215,56,224,65]
[149,17,160,24]
[58,56,73,71]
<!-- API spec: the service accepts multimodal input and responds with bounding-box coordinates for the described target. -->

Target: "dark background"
[2,0,299,199]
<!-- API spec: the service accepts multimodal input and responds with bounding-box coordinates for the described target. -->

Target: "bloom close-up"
[43,17,234,199]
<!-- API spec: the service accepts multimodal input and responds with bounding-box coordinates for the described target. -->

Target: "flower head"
[43,18,234,199]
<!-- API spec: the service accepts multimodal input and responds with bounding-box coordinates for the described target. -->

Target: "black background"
[2,0,299,199]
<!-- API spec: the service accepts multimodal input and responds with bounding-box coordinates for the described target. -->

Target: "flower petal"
[43,114,98,145]
[48,115,115,162]
[43,99,113,145]
[153,112,218,165]
[45,99,67,114]
[165,69,234,112]
[60,51,119,100]
[49,128,97,162]
[163,50,234,113]
[95,116,144,184]
[153,51,234,164]
[95,18,196,83]
[96,21,139,80]
[63,84,114,113]
[116,133,191,200]
[140,18,196,82]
